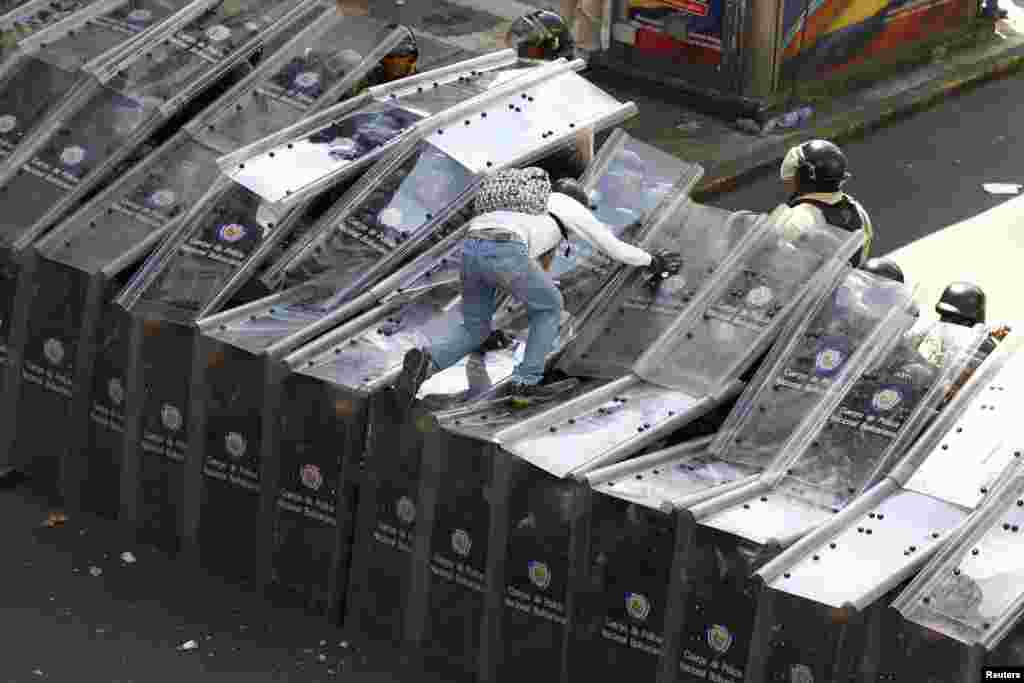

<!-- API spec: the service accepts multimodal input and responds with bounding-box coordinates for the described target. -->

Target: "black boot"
[394,348,434,410]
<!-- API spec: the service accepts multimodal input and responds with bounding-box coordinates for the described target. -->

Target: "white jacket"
[466,192,653,267]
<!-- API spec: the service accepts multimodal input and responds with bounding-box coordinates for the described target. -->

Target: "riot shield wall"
[0,0,321,257]
[0,0,325,487]
[2,10,433,513]
[743,333,1024,683]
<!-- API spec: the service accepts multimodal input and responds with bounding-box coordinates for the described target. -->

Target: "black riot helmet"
[936,282,987,327]
[507,10,575,61]
[795,139,852,193]
[860,257,905,283]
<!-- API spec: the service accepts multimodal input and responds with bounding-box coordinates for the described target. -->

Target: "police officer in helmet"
[936,282,986,328]
[507,10,576,61]
[780,139,874,267]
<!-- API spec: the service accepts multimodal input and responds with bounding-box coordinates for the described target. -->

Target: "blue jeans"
[428,237,563,386]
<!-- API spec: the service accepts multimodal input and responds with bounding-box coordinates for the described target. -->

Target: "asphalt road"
[709,70,1024,259]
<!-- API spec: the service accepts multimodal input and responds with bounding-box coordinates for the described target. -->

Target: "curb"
[690,42,1024,202]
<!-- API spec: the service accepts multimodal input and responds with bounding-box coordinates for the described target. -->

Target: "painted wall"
[626,0,725,65]
[778,0,971,81]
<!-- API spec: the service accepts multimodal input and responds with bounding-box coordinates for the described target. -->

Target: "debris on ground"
[983,183,1022,195]
[178,640,199,651]
[120,551,136,564]
[763,106,814,133]
[88,566,103,577]
[42,511,67,528]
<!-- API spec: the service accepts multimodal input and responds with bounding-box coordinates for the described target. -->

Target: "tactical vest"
[788,194,868,266]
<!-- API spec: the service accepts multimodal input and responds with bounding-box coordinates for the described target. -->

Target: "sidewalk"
[399,0,1024,200]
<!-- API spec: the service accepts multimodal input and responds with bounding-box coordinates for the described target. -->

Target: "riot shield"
[628,208,865,396]
[189,14,460,152]
[893,456,1024,656]
[5,13,476,508]
[695,321,987,547]
[219,58,602,207]
[0,0,320,254]
[742,335,1024,683]
[0,0,192,168]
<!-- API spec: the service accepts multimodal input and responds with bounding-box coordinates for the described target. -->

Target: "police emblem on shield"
[815,348,843,374]
[218,223,246,243]
[300,464,323,491]
[108,378,124,405]
[294,71,320,89]
[161,404,182,431]
[871,387,902,412]
[790,663,814,683]
[706,624,733,654]
[451,529,472,557]
[396,496,416,524]
[625,592,650,621]
[225,432,246,459]
[43,338,64,365]
[528,561,551,590]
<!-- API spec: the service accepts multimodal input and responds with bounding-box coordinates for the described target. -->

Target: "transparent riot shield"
[693,320,985,547]
[219,58,600,207]
[740,336,1024,683]
[622,208,863,396]
[898,338,1024,510]
[582,269,918,517]
[0,0,320,254]
[894,456,1024,651]
[190,15,445,152]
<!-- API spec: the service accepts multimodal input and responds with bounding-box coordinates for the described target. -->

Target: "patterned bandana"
[473,167,551,217]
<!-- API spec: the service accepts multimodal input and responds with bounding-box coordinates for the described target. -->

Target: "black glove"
[643,250,683,292]
[479,329,515,353]
[554,178,596,209]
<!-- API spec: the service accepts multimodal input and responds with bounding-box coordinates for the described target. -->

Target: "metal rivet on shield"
[981,487,988,494]
[954,568,961,575]
[922,597,930,604]
[433,82,439,88]
[830,543,837,549]
[783,573,791,579]
[481,112,487,118]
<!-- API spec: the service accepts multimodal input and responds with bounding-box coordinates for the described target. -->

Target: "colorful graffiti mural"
[627,0,725,65]
[779,0,972,80]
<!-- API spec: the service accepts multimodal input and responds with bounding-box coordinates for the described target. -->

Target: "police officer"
[780,140,874,267]
[394,167,682,405]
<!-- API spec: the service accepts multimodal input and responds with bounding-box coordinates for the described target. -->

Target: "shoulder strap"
[548,212,571,257]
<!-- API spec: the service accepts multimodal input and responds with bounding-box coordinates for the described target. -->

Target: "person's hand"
[642,250,683,293]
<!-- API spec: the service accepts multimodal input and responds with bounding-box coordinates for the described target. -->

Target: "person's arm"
[549,192,652,266]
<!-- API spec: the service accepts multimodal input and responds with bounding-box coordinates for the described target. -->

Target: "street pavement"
[709,69,1024,260]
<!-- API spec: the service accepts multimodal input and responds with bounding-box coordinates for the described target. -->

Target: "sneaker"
[506,381,566,400]
[394,348,433,409]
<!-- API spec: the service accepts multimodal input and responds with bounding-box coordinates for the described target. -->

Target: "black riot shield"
[567,491,687,683]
